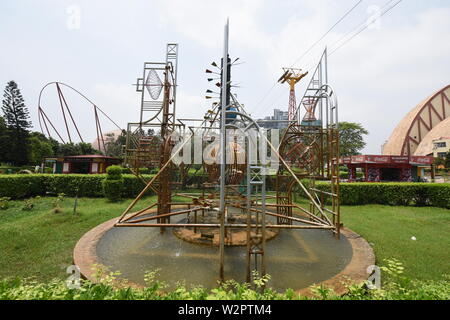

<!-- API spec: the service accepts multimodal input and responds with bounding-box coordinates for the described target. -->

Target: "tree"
[445,152,450,169]
[434,156,445,168]
[338,122,369,157]
[56,142,99,157]
[2,81,31,165]
[104,131,126,157]
[0,116,10,163]
[57,143,79,157]
[78,142,99,155]
[28,132,54,164]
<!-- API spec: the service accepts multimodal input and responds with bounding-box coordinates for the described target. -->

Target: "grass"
[0,196,448,283]
[341,205,450,281]
[0,196,158,282]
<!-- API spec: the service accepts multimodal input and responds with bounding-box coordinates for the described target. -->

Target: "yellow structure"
[278,68,308,120]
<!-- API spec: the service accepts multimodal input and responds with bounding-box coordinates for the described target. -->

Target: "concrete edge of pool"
[73,215,375,297]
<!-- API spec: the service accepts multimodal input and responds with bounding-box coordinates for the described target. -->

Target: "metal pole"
[219,19,229,282]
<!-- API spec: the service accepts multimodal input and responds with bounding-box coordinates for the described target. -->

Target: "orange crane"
[278,68,308,121]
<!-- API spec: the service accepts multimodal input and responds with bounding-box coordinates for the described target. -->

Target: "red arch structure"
[383,84,450,156]
[37,82,123,152]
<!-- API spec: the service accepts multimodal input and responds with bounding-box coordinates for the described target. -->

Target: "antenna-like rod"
[219,18,229,282]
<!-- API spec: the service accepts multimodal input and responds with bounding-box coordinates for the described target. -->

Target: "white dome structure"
[383,85,450,156]
[91,129,124,153]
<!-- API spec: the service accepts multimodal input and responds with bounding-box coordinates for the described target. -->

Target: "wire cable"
[329,0,403,56]
[249,0,365,115]
[257,0,404,117]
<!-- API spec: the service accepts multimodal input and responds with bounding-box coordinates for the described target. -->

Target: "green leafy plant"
[52,193,65,213]
[0,267,448,300]
[102,166,124,202]
[22,196,41,211]
[0,197,11,210]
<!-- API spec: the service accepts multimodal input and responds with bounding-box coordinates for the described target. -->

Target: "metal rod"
[115,223,334,229]
[218,19,229,282]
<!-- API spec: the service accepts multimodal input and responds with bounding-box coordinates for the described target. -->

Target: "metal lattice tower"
[278,68,308,121]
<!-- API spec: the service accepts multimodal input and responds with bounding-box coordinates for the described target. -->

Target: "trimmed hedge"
[315,182,450,209]
[0,174,449,208]
[0,174,155,199]
[0,175,48,199]
[102,166,124,201]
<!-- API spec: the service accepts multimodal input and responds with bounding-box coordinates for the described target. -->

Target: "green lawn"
[0,196,158,282]
[0,196,448,283]
[341,205,450,281]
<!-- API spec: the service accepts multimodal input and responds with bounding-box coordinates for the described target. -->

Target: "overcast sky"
[1,0,449,153]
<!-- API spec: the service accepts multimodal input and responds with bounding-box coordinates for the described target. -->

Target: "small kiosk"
[341,155,434,182]
[43,155,121,174]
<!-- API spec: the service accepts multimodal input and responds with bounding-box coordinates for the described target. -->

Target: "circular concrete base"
[74,216,375,296]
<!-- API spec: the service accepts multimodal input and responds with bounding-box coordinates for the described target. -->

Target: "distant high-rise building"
[257,109,289,129]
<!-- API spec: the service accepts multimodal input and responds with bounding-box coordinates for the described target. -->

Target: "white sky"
[0,0,449,154]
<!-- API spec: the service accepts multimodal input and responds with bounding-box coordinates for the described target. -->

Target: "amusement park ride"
[39,22,341,284]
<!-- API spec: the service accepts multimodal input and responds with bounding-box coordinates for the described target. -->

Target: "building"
[257,109,289,129]
[341,155,434,182]
[43,155,122,174]
[383,84,450,156]
[91,129,124,154]
[432,137,450,158]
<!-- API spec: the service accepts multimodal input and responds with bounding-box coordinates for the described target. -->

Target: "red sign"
[366,155,390,163]
[410,156,433,165]
[342,155,433,166]
[340,157,352,164]
[351,155,366,163]
[391,156,410,164]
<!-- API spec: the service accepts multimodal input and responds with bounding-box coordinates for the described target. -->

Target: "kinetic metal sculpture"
[116,22,341,284]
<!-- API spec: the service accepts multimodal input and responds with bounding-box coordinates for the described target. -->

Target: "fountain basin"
[74,210,375,295]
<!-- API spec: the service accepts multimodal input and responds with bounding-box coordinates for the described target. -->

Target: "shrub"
[314,182,450,208]
[0,174,155,199]
[121,167,156,175]
[22,196,41,211]
[52,193,65,213]
[103,166,124,202]
[0,197,11,210]
[0,175,48,199]
[0,265,448,300]
[105,165,122,179]
[45,174,104,197]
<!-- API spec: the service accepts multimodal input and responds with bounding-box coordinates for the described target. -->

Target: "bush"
[0,174,155,199]
[121,167,156,175]
[0,175,48,199]
[105,165,122,179]
[103,166,124,202]
[45,175,104,197]
[0,264,448,300]
[0,197,11,210]
[102,179,124,202]
[122,175,153,198]
[22,196,41,211]
[314,182,450,208]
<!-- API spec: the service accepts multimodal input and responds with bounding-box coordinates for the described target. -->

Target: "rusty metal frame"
[114,34,341,285]
[37,81,123,153]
